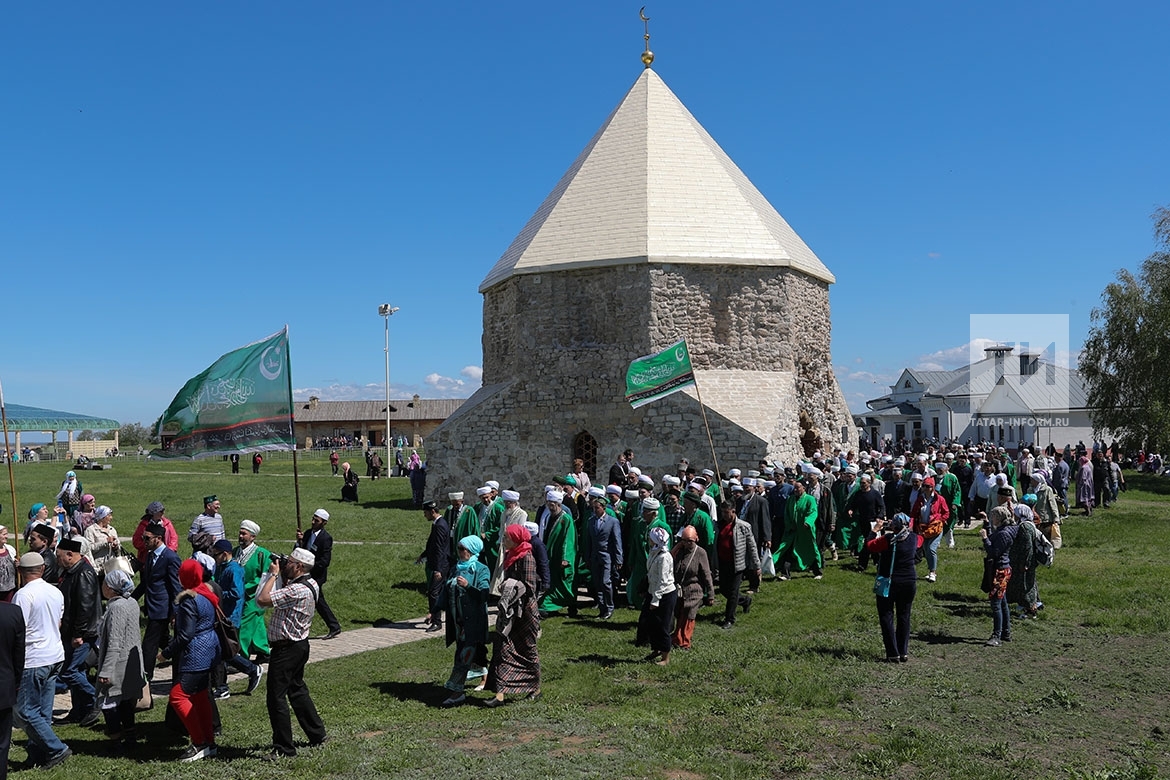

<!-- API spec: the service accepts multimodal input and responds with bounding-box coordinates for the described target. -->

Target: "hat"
[845,465,859,475]
[66,471,76,478]
[998,486,1014,496]
[605,485,622,496]
[422,500,439,512]
[289,547,315,568]
[687,481,705,493]
[213,539,234,555]
[145,501,165,516]
[30,523,56,542]
[313,508,330,522]
[240,519,261,536]
[58,538,82,554]
[922,477,935,488]
[448,492,464,501]
[637,474,654,487]
[683,489,704,503]
[894,457,905,466]
[1029,473,1043,483]
[1022,493,1039,506]
[94,505,112,521]
[501,490,520,502]
[747,470,760,478]
[553,475,574,487]
[642,497,661,511]
[18,551,44,568]
[522,521,540,537]
[700,468,715,478]
[476,486,492,496]
[546,490,565,504]
[624,489,640,500]
[742,477,756,487]
[910,473,923,482]
[728,468,741,477]
[628,467,641,477]
[807,468,823,479]
[730,483,745,493]
[203,495,218,506]
[587,486,607,499]
[485,480,500,490]
[859,473,872,483]
[662,475,681,486]
[934,462,947,470]
[764,480,777,488]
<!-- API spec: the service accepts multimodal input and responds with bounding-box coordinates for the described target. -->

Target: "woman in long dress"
[440,536,490,707]
[341,462,359,502]
[1076,455,1095,516]
[485,525,541,707]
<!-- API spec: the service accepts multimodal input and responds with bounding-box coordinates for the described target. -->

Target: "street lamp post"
[378,304,399,458]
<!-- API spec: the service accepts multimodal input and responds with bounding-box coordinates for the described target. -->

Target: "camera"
[271,553,288,565]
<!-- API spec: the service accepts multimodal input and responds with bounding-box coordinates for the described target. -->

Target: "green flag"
[150,327,294,460]
[625,339,697,409]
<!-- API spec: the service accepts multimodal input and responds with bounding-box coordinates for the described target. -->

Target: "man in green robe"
[444,492,480,561]
[234,519,272,659]
[624,493,670,610]
[479,485,505,574]
[773,480,823,579]
[830,466,857,558]
[539,495,578,616]
[935,460,963,546]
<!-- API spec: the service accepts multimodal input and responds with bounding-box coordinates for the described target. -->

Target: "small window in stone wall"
[573,431,598,481]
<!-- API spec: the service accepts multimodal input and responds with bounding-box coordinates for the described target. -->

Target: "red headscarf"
[501,524,532,571]
[178,558,219,609]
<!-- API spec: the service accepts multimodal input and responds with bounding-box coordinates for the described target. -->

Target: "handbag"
[761,548,777,578]
[873,538,896,598]
[213,602,241,662]
[135,677,153,711]
[980,558,995,593]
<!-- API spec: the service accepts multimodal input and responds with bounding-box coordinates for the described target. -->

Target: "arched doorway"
[573,431,598,481]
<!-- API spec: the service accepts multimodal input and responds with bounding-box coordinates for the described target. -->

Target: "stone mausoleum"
[427,64,855,499]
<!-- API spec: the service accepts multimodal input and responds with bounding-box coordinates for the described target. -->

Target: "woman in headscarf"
[85,505,122,571]
[96,569,146,752]
[670,525,714,651]
[0,524,16,602]
[639,526,677,666]
[166,558,221,761]
[1076,455,1095,516]
[407,451,426,508]
[340,461,359,502]
[981,502,1019,646]
[1006,503,1040,619]
[485,525,540,707]
[440,535,490,707]
[865,513,923,662]
[25,502,53,544]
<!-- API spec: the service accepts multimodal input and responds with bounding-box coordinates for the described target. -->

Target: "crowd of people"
[0,478,339,768]
[419,438,1106,704]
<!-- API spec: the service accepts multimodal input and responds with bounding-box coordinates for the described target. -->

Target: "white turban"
[662,475,682,486]
[501,490,520,502]
[546,490,565,504]
[240,520,260,536]
[476,486,492,496]
[642,497,661,511]
[448,492,464,500]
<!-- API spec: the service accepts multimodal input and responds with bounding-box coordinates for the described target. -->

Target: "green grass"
[5,460,1169,778]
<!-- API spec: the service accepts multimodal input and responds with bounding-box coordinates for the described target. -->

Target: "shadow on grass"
[567,653,638,666]
[806,644,867,661]
[931,590,984,603]
[563,618,637,631]
[933,604,987,619]
[916,628,983,645]
[390,581,427,594]
[360,498,419,511]
[369,680,450,708]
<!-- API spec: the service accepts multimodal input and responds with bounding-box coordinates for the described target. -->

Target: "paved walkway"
[54,618,439,711]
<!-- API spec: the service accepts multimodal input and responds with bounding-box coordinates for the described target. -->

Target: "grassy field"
[4,458,1168,778]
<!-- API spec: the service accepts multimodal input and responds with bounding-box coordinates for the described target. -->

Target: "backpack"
[1032,524,1055,567]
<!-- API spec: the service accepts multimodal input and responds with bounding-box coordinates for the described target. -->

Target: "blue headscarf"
[454,535,483,580]
[28,503,45,521]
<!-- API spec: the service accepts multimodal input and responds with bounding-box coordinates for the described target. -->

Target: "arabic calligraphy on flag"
[150,327,294,460]
[624,339,697,409]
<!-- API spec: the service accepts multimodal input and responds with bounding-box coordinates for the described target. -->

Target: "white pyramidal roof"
[479,68,835,293]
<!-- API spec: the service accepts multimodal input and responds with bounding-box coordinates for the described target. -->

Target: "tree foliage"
[1081,206,1170,449]
[117,422,158,447]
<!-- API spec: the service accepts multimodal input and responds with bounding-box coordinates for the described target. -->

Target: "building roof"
[0,403,119,432]
[479,68,835,293]
[293,398,467,423]
[869,356,1090,412]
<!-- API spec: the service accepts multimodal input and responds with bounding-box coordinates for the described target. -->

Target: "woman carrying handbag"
[865,513,922,662]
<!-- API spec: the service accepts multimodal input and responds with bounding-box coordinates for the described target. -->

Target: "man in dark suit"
[297,508,341,639]
[130,522,181,681]
[414,501,450,633]
[586,490,623,620]
[0,597,26,779]
[739,479,771,591]
[608,449,633,487]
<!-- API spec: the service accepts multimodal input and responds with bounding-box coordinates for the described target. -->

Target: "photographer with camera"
[255,547,327,759]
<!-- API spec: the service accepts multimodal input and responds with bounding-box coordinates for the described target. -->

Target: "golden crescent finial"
[640,6,654,68]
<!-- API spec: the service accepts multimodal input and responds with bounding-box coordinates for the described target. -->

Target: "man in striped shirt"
[256,547,327,759]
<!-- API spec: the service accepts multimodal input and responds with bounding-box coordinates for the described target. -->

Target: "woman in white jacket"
[640,526,677,666]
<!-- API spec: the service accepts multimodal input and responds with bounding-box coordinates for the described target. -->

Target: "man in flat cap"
[26,524,60,584]
[235,520,273,662]
[131,522,182,681]
[54,538,102,726]
[416,501,450,633]
[189,495,225,543]
[296,509,341,640]
[257,547,327,759]
[14,552,70,769]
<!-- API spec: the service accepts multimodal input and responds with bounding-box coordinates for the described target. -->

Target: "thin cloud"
[914,338,999,370]
[460,365,483,382]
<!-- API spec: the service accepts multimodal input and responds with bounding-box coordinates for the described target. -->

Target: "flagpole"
[284,326,303,532]
[0,378,19,556]
[687,357,723,495]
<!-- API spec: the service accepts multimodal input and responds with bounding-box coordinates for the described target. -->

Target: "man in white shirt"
[13,552,70,769]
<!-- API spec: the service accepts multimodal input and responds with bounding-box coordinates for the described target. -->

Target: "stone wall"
[429,261,855,502]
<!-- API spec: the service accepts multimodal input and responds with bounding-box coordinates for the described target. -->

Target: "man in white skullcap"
[235,519,272,662]
[444,492,479,560]
[538,491,578,617]
[479,485,506,573]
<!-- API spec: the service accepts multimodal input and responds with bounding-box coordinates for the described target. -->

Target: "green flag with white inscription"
[625,339,697,409]
[150,327,295,460]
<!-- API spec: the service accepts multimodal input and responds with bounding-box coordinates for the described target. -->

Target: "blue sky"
[4,1,1168,430]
